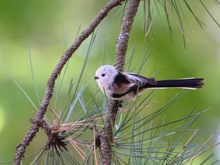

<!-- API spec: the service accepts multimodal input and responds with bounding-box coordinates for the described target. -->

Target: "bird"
[94,65,204,101]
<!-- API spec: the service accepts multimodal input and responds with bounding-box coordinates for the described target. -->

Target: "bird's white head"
[94,65,118,91]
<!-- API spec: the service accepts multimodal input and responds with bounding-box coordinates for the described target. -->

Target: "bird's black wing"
[110,73,157,99]
[128,73,157,86]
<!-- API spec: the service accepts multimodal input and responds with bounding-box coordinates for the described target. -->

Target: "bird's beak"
[94,76,99,80]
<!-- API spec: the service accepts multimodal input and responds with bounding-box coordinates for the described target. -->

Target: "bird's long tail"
[146,78,204,89]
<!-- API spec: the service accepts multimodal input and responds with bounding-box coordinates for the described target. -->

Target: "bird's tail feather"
[146,78,204,89]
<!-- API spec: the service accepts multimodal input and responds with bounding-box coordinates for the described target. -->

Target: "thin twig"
[93,125,99,165]
[14,0,124,164]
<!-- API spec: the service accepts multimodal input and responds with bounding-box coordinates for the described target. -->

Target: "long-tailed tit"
[94,65,204,101]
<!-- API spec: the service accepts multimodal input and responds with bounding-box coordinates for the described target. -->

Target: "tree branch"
[14,0,124,164]
[99,0,140,164]
[114,0,140,71]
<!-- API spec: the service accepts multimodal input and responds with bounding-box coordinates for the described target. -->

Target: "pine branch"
[13,0,125,164]
[114,0,140,71]
[98,0,141,164]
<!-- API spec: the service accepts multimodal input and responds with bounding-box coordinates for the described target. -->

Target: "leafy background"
[0,0,220,163]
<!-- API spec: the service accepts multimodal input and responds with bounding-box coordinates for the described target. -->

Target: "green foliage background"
[0,0,219,163]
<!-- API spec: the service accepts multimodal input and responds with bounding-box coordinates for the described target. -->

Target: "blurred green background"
[0,0,220,163]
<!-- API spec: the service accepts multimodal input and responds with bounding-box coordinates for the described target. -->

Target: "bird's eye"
[101,73,105,77]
